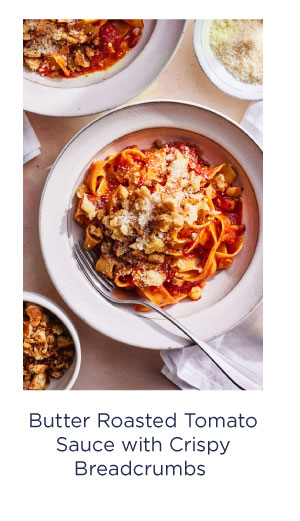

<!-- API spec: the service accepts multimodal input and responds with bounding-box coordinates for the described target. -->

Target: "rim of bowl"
[23,291,81,390]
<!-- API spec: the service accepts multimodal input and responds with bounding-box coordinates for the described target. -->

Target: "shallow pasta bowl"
[23,20,186,117]
[39,100,262,349]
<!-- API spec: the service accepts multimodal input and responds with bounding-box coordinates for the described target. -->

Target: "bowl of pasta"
[23,19,186,116]
[39,100,262,349]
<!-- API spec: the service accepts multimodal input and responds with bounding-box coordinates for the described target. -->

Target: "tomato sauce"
[87,194,108,209]
[37,20,143,79]
[163,280,202,298]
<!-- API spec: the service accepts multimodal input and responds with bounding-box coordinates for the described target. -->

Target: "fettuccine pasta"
[23,19,143,78]
[75,141,245,309]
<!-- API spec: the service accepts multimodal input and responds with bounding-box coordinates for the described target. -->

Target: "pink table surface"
[23,21,250,390]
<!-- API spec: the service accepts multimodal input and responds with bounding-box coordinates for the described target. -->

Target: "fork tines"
[75,241,115,291]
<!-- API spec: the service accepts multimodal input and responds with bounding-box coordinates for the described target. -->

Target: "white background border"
[2,1,299,520]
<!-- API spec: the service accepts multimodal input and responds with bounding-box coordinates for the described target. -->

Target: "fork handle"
[138,301,262,390]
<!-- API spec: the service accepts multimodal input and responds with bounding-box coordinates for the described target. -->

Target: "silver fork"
[74,241,262,390]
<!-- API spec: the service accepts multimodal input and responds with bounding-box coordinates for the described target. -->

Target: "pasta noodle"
[75,141,245,309]
[23,19,144,78]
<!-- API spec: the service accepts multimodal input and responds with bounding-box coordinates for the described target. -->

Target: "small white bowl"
[193,20,263,101]
[23,291,81,390]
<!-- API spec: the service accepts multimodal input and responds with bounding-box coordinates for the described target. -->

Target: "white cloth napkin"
[23,112,41,164]
[240,100,263,146]
[161,101,263,390]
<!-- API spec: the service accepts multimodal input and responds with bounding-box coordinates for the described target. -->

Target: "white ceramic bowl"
[23,291,81,390]
[39,100,263,350]
[193,20,263,101]
[23,20,186,116]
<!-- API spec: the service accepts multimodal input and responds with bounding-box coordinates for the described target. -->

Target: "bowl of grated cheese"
[193,19,263,100]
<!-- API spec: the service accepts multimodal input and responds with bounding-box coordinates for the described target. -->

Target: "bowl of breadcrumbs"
[23,291,81,390]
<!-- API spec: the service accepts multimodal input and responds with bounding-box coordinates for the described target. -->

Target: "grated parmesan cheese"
[209,19,263,85]
[102,149,209,254]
